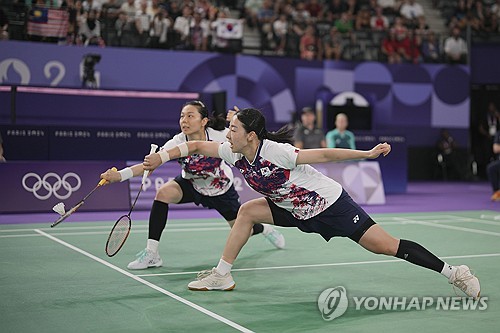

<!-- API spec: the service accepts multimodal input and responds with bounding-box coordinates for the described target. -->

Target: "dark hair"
[183,100,226,131]
[236,108,294,144]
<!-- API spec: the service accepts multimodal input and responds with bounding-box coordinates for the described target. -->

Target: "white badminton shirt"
[161,127,234,196]
[218,140,343,220]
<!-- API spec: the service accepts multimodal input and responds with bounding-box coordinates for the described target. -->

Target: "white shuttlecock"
[52,202,66,216]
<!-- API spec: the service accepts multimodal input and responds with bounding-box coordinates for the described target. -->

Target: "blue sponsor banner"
[0,86,199,128]
[0,125,178,161]
[0,161,130,213]
[0,125,49,160]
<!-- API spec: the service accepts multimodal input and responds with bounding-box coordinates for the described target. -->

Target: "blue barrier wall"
[0,41,470,148]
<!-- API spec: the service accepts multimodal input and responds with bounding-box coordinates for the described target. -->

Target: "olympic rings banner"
[0,161,130,213]
[0,160,384,214]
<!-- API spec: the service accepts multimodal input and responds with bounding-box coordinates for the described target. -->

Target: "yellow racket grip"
[98,167,118,186]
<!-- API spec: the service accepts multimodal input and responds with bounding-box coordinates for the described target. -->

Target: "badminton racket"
[105,144,158,257]
[50,167,117,228]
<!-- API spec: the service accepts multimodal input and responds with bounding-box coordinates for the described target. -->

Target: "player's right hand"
[100,168,121,184]
[143,152,162,171]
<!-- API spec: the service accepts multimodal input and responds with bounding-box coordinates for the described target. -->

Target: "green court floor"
[1,211,499,332]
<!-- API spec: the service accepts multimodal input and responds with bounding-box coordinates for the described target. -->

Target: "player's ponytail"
[236,108,294,144]
[183,100,226,131]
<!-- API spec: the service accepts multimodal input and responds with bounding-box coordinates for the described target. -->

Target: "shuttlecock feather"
[53,202,66,216]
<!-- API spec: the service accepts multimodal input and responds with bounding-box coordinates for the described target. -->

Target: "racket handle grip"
[142,144,158,184]
[98,167,118,186]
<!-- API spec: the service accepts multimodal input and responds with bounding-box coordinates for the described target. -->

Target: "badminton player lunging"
[101,101,285,270]
[142,107,480,299]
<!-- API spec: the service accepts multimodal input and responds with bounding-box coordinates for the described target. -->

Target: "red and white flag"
[27,7,69,38]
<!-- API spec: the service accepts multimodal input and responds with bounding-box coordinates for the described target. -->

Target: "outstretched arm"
[295,142,391,165]
[101,163,144,183]
[143,141,221,171]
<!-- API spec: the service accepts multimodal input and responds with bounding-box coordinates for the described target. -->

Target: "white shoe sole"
[127,259,163,270]
[188,281,236,291]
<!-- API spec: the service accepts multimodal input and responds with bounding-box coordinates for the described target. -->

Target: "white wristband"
[178,142,189,157]
[118,167,133,182]
[159,150,170,164]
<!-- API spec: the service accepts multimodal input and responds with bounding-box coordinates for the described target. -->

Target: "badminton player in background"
[101,101,285,270]
[143,107,481,299]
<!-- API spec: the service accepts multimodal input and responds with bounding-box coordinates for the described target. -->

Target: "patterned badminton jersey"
[218,140,343,220]
[160,128,233,196]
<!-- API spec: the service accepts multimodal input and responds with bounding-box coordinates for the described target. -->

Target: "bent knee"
[237,201,265,222]
[155,183,181,203]
[371,240,399,256]
[238,202,255,219]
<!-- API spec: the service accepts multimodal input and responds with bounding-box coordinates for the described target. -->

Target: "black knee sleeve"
[148,200,169,241]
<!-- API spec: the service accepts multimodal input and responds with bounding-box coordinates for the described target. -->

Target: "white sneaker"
[263,227,286,249]
[188,268,236,291]
[448,265,481,299]
[127,248,163,270]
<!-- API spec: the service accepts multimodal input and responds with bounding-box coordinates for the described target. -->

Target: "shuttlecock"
[52,202,66,216]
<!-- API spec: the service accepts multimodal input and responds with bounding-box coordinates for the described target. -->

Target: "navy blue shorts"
[173,175,240,221]
[266,189,376,242]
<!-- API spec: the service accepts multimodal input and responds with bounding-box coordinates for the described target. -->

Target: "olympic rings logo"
[22,172,81,200]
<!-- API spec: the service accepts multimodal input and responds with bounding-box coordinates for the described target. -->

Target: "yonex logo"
[22,172,81,200]
[353,215,359,224]
[317,286,348,321]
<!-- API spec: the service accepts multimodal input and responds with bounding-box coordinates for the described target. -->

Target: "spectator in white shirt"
[150,9,171,49]
[399,0,424,27]
[272,14,288,54]
[136,0,153,47]
[79,9,102,45]
[377,0,400,15]
[174,5,193,48]
[444,27,467,64]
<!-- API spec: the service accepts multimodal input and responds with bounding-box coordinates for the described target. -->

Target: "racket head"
[105,215,132,257]
[50,202,83,228]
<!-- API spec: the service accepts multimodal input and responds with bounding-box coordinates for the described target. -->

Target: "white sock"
[262,224,273,236]
[215,258,233,275]
[440,262,456,279]
[147,239,159,254]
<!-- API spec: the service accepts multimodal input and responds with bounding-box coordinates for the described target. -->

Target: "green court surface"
[1,211,499,332]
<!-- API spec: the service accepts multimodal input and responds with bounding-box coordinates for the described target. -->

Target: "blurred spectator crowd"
[1,0,500,64]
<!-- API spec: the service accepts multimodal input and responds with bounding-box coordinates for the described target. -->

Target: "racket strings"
[106,216,131,256]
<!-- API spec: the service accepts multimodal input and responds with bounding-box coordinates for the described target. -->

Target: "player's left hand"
[367,142,391,159]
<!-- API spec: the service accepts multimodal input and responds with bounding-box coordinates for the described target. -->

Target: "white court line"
[0,227,230,238]
[0,234,43,238]
[34,229,253,333]
[2,218,499,239]
[136,252,500,277]
[379,218,500,227]
[478,214,500,221]
[0,222,225,233]
[392,217,500,237]
[447,215,500,226]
